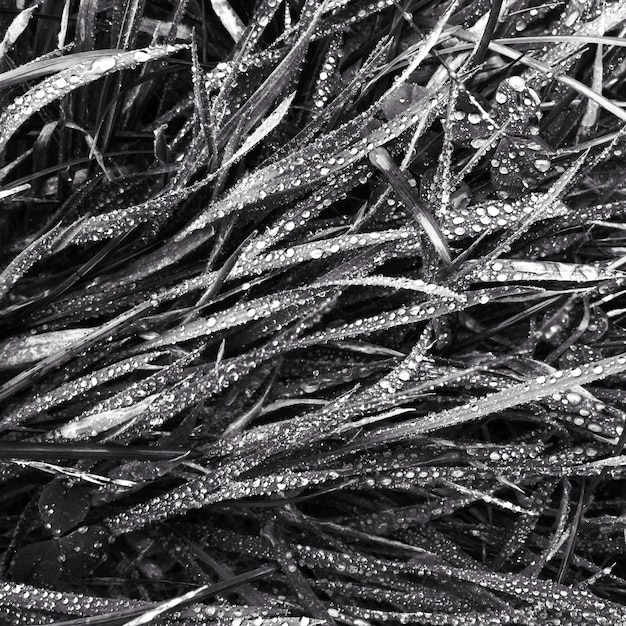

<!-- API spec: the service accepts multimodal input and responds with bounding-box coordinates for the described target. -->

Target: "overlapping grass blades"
[2,0,626,625]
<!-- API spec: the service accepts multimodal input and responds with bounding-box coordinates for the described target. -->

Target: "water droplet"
[397,370,411,381]
[91,56,117,73]
[533,159,551,172]
[508,76,526,92]
[565,392,582,405]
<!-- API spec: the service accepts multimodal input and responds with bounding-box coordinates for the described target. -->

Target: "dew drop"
[508,76,526,92]
[91,56,117,73]
[565,392,582,405]
[397,369,411,381]
[533,159,551,173]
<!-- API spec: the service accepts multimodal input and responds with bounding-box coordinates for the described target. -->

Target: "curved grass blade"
[369,146,451,264]
[0,302,151,404]
[364,352,626,446]
[0,44,186,154]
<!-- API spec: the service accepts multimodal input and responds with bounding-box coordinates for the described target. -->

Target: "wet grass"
[1,0,626,624]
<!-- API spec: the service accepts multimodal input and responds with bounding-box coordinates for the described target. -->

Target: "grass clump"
[1,0,626,624]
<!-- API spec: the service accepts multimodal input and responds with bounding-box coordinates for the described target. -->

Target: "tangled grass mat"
[1,0,626,624]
